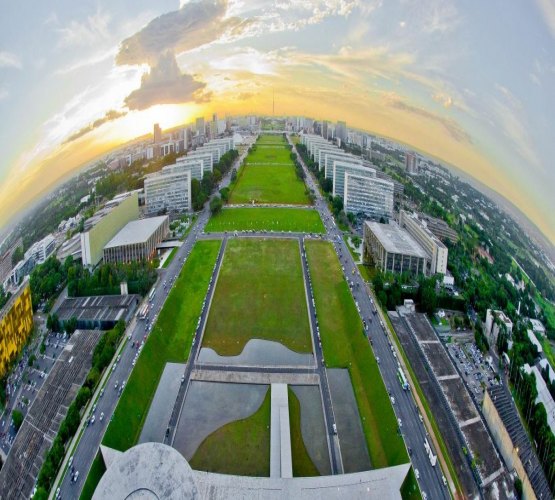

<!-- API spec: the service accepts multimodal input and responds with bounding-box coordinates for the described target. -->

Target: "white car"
[414,468,420,479]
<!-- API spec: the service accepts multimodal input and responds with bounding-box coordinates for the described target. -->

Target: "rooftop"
[104,216,168,249]
[56,294,140,325]
[365,221,428,258]
[94,443,411,500]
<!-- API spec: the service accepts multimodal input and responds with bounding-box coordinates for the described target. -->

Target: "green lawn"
[190,387,271,476]
[400,467,422,500]
[289,388,320,477]
[203,238,312,356]
[206,208,325,233]
[80,454,106,500]
[257,134,287,145]
[162,247,177,268]
[229,165,309,205]
[102,240,221,451]
[245,146,292,164]
[305,240,407,468]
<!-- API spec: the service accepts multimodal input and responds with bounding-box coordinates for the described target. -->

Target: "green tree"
[219,187,230,202]
[210,196,223,215]
[12,246,24,266]
[12,409,23,431]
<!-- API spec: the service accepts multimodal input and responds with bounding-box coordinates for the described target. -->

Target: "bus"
[424,438,437,466]
[138,303,149,320]
[148,288,156,302]
[397,367,409,391]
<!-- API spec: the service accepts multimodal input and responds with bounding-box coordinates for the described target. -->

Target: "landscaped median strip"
[370,284,460,498]
[102,240,222,452]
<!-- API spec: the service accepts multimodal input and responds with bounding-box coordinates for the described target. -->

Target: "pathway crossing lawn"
[229,165,308,205]
[190,387,271,476]
[205,207,325,233]
[305,240,408,469]
[202,238,312,356]
[102,240,221,452]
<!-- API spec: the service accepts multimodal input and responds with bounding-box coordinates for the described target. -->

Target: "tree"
[210,196,223,215]
[420,279,437,314]
[331,196,343,215]
[46,313,60,332]
[321,178,333,193]
[12,409,23,431]
[64,316,78,335]
[12,246,24,266]
[230,168,237,183]
[213,168,222,183]
[219,187,230,203]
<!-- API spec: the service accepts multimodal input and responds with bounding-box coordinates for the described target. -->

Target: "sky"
[0,0,554,244]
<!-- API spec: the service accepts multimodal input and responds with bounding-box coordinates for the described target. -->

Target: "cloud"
[385,92,471,143]
[433,92,453,108]
[0,88,8,100]
[536,0,555,37]
[57,10,111,48]
[116,0,242,65]
[124,52,206,110]
[491,84,541,169]
[63,109,128,144]
[0,51,22,69]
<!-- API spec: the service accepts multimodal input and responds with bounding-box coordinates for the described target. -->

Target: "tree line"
[33,321,126,498]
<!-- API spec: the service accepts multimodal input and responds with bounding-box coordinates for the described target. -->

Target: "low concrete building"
[482,386,552,500]
[56,294,140,330]
[363,221,428,276]
[523,363,555,435]
[103,216,169,263]
[399,211,448,275]
[94,442,411,500]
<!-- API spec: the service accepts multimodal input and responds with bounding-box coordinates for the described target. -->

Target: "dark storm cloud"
[124,52,206,110]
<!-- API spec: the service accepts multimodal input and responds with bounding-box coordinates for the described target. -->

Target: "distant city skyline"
[0,0,554,244]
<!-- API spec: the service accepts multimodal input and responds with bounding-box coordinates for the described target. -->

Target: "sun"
[102,103,200,144]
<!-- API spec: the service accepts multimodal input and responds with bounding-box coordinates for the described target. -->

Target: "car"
[114,381,119,389]
[332,423,337,434]
[90,415,95,425]
[100,412,104,421]
[414,468,420,479]
[390,396,395,404]
[442,475,447,486]
[397,418,402,427]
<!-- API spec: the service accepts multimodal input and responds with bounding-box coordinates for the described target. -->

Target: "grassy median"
[102,240,221,451]
[305,240,408,468]
[190,387,271,476]
[202,238,312,356]
[205,207,325,233]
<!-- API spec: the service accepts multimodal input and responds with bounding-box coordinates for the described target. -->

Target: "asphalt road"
[58,144,252,499]
[291,136,449,500]
[58,135,448,498]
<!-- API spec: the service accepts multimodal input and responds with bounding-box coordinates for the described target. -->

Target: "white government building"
[144,137,234,215]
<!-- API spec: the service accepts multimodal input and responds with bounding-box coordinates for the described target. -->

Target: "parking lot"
[0,330,69,456]
[446,341,500,405]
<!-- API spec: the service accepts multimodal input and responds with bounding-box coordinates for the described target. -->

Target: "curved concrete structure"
[93,443,198,500]
[95,443,410,500]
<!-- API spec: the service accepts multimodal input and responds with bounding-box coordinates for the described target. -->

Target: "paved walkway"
[270,383,292,479]
[191,369,319,385]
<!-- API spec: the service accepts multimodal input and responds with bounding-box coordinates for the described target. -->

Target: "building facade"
[103,216,169,263]
[332,161,376,198]
[0,281,33,378]
[405,152,418,174]
[363,221,428,275]
[485,309,513,345]
[81,192,140,267]
[144,170,192,215]
[399,211,448,275]
[344,174,394,221]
